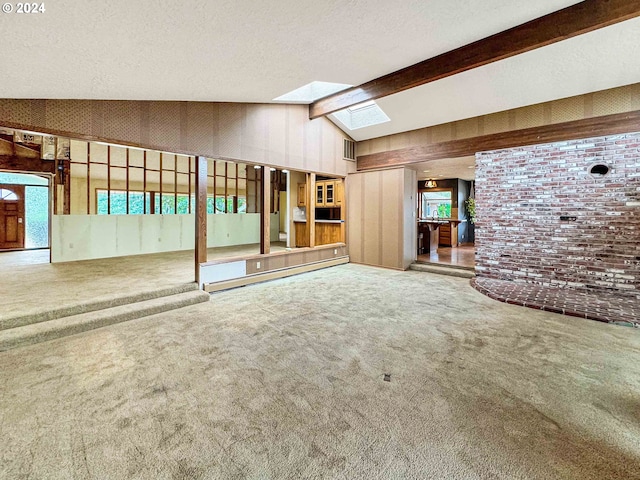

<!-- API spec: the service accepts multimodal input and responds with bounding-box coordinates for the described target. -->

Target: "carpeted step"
[0,289,210,352]
[0,283,199,332]
[409,263,475,279]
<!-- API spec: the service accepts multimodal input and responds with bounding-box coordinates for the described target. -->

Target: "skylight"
[330,100,390,131]
[273,81,352,104]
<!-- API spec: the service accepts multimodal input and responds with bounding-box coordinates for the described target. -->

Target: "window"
[97,189,248,215]
[420,191,452,219]
[0,188,18,201]
[97,190,145,215]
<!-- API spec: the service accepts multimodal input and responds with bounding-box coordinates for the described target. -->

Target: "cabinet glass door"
[325,182,334,205]
[316,184,324,205]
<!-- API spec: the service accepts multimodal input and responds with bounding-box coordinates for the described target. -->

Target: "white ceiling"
[409,157,477,182]
[0,0,637,150]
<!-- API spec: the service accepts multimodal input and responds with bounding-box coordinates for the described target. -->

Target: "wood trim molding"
[357,109,640,170]
[194,155,208,284]
[310,0,640,118]
[0,155,56,173]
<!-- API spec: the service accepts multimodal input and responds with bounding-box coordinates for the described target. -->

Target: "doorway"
[0,172,51,264]
[0,185,25,249]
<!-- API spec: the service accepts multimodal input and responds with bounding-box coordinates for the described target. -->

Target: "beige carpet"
[1,264,639,479]
[0,243,287,322]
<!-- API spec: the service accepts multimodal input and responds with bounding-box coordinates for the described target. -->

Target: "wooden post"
[143,151,147,214]
[260,166,270,254]
[309,173,316,248]
[159,152,163,214]
[188,156,192,214]
[195,156,208,285]
[87,143,91,214]
[174,154,178,214]
[63,160,71,215]
[107,146,111,215]
[53,137,59,215]
[125,148,130,214]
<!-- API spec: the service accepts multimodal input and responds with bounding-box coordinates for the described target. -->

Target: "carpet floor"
[1,264,639,479]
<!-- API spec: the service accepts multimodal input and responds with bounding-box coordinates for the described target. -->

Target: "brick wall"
[475,132,640,298]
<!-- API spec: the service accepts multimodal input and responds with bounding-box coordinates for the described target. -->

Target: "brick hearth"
[472,277,639,325]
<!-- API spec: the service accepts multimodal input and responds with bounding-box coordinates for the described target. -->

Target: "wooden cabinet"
[315,182,325,207]
[335,180,343,206]
[294,221,310,247]
[315,179,340,207]
[438,222,458,247]
[297,183,307,207]
[315,222,341,245]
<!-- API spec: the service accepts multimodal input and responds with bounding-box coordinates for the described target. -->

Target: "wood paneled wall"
[0,100,356,177]
[357,83,640,157]
[347,167,416,270]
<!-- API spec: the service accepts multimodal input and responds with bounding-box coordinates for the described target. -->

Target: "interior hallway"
[0,243,286,324]
[1,264,638,479]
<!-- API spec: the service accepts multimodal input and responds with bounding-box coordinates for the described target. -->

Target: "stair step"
[409,263,475,279]
[0,283,198,331]
[0,289,210,352]
[414,261,474,272]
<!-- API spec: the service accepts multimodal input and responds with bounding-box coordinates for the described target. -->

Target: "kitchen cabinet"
[335,180,343,206]
[438,221,459,247]
[297,183,307,207]
[315,221,342,245]
[315,180,339,207]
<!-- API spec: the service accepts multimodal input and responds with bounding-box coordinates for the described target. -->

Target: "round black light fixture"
[590,164,610,176]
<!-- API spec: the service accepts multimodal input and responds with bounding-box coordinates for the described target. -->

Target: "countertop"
[418,218,466,224]
[294,219,344,224]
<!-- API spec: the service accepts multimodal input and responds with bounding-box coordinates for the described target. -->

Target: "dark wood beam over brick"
[357,109,640,170]
[310,0,640,119]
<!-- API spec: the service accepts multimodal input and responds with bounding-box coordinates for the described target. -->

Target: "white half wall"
[51,212,280,263]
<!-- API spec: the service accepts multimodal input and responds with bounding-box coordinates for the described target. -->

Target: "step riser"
[409,264,475,279]
[0,283,198,332]
[0,292,209,352]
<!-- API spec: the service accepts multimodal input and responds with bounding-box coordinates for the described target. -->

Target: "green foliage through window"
[97,190,247,215]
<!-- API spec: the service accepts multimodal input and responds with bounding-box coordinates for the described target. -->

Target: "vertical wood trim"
[107,145,111,215]
[309,173,316,248]
[53,137,59,215]
[260,165,271,254]
[143,150,147,214]
[87,143,91,214]
[188,156,192,214]
[126,148,130,215]
[149,191,156,214]
[174,154,178,214]
[234,163,239,213]
[159,152,163,215]
[195,155,208,284]
[213,159,217,214]
[63,160,70,215]
[224,162,229,213]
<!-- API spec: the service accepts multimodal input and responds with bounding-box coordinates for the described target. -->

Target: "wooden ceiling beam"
[356,109,640,170]
[310,0,640,119]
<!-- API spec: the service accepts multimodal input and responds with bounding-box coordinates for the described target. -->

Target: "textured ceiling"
[1,0,579,102]
[409,157,477,182]
[1,0,636,146]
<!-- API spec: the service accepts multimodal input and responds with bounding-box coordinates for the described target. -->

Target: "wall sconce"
[424,180,437,188]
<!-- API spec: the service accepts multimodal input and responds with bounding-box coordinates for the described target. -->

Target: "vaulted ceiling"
[1,0,638,144]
